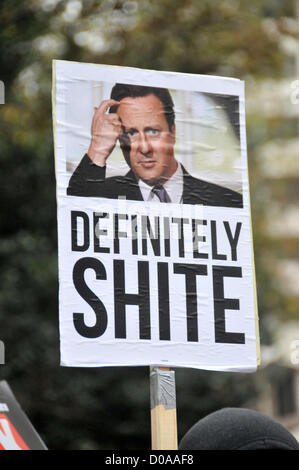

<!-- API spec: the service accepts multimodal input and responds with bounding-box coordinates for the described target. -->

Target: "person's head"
[179,408,299,450]
[109,84,177,186]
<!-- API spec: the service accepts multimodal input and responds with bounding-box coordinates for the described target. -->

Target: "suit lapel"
[123,170,144,201]
[181,165,205,205]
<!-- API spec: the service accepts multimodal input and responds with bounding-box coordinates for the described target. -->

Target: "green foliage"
[0,0,296,449]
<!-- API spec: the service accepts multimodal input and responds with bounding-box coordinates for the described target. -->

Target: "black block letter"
[73,257,108,338]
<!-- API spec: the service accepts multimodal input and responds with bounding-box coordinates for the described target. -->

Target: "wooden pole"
[150,367,178,450]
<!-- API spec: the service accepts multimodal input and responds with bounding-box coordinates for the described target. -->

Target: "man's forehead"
[117,93,165,120]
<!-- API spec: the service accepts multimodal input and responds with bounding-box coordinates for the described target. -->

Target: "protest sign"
[0,381,47,450]
[52,60,259,372]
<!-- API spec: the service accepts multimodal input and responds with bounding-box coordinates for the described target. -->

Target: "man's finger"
[106,113,122,123]
[97,99,120,115]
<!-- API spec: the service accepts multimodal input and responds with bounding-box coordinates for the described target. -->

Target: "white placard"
[52,60,259,371]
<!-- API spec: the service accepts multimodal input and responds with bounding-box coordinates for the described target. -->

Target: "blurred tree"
[0,0,297,449]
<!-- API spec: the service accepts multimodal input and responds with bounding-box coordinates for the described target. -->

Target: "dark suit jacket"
[67,154,243,208]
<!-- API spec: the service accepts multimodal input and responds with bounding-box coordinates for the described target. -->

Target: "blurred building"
[252,321,299,440]
[246,2,299,440]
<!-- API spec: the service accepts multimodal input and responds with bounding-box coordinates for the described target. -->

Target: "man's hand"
[87,99,121,166]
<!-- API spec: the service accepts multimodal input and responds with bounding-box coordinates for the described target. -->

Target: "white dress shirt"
[138,162,184,203]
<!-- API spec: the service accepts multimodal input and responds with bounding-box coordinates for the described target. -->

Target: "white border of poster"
[52,60,260,372]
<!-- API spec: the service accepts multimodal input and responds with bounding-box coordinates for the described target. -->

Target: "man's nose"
[138,132,152,155]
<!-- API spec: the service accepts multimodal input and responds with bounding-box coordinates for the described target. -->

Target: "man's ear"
[119,133,131,167]
[170,124,176,143]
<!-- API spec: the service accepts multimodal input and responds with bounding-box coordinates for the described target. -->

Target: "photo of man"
[67,84,243,208]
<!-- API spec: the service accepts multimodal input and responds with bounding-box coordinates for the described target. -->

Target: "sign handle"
[150,367,178,450]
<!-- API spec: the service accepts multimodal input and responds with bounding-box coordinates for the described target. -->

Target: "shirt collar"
[138,162,184,203]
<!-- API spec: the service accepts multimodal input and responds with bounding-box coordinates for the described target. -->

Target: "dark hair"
[109,83,175,130]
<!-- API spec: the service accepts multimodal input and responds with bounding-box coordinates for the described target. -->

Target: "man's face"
[117,93,177,186]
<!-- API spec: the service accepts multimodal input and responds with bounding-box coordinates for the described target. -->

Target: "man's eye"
[147,129,159,136]
[127,130,137,137]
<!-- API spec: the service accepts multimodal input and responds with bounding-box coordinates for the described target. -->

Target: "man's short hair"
[110,83,175,131]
